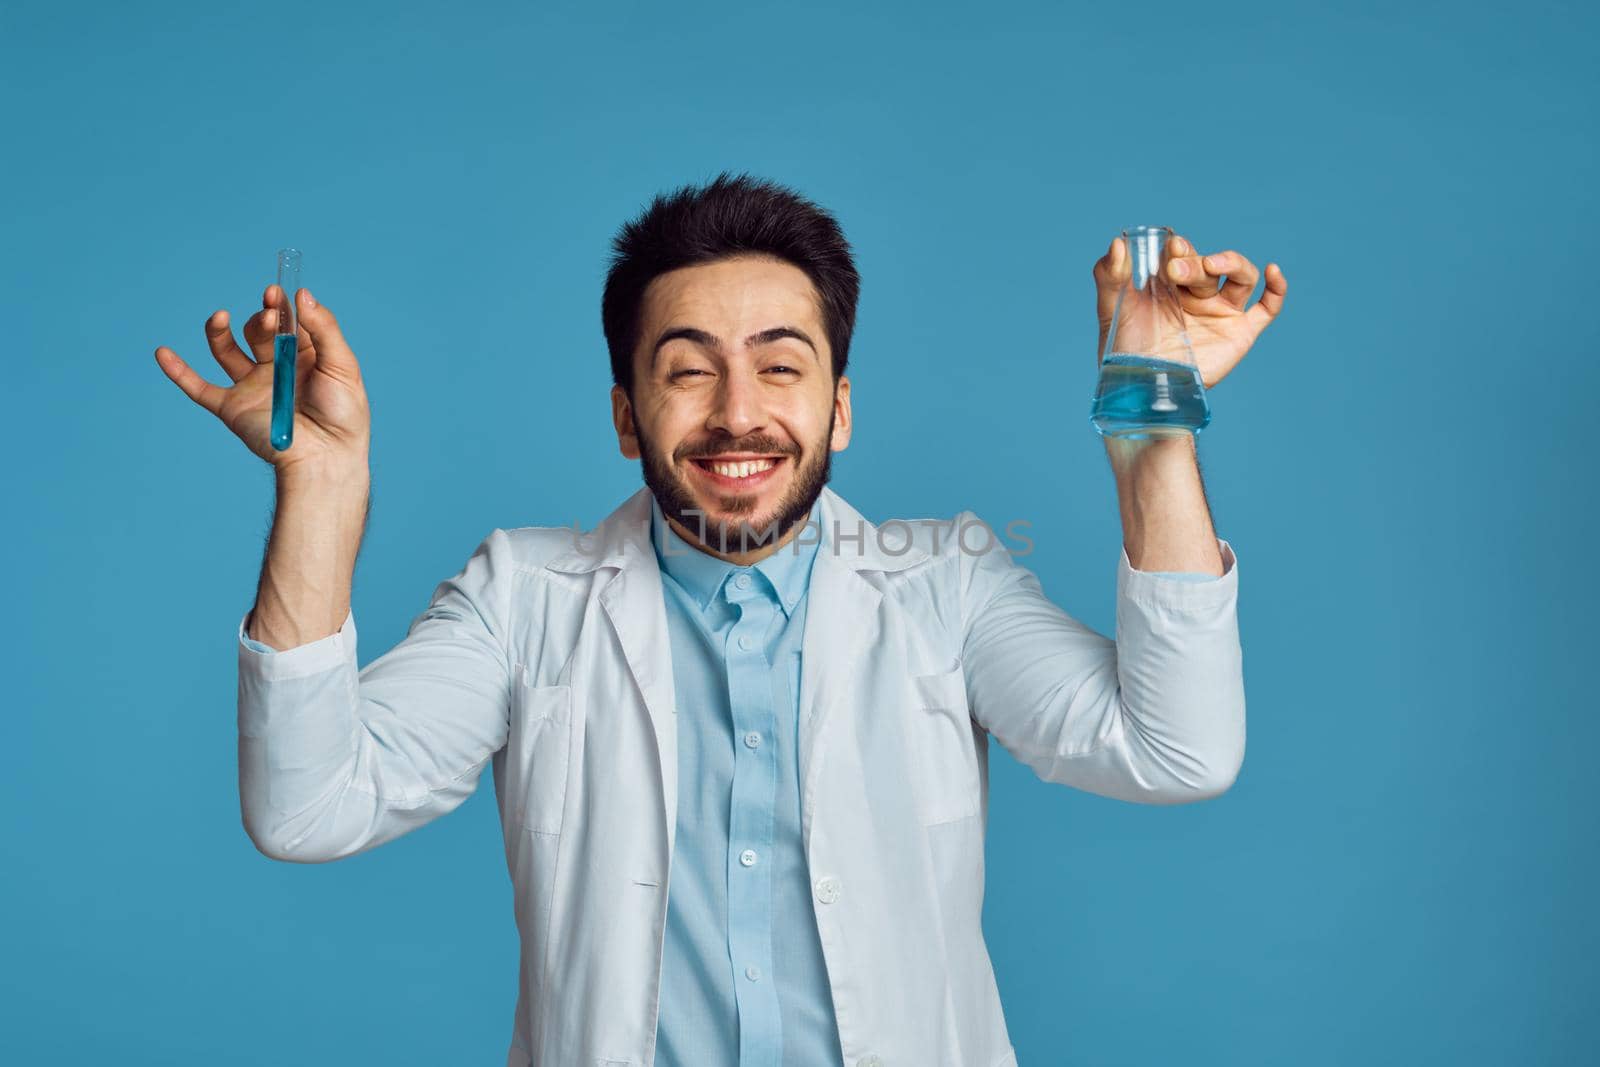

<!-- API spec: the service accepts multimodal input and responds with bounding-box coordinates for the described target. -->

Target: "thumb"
[1092,236,1129,338]
[295,287,361,381]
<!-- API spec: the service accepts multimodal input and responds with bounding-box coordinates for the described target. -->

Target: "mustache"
[677,439,798,460]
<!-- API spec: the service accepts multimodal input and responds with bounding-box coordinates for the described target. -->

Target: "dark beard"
[637,408,835,557]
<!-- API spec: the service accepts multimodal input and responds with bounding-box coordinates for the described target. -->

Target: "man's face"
[611,254,852,562]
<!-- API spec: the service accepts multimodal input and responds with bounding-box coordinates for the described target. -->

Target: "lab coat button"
[814,876,841,904]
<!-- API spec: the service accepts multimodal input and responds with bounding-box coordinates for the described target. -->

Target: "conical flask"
[1089,225,1211,438]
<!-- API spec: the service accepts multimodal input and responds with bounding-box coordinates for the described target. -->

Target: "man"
[155,172,1287,1066]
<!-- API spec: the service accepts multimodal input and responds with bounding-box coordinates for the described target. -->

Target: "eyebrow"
[651,325,820,371]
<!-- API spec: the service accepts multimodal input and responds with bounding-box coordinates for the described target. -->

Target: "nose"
[706,364,766,439]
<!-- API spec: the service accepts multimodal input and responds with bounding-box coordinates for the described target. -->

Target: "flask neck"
[1102,226,1194,366]
[1125,226,1170,291]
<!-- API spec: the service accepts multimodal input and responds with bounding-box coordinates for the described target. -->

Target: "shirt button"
[738,634,754,651]
[814,876,841,904]
[745,965,762,982]
[734,573,752,589]
[743,730,762,749]
[739,848,758,867]
[857,1057,883,1067]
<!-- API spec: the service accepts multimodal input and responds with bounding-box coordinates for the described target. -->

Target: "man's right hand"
[155,284,372,474]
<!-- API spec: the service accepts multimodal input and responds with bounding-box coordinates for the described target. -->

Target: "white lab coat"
[237,485,1245,1067]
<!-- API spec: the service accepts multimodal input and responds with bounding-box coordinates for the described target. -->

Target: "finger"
[1164,235,1220,298]
[1092,236,1130,332]
[242,287,282,363]
[244,312,318,367]
[1201,251,1261,311]
[291,319,317,367]
[203,309,256,381]
[294,288,358,382]
[1244,262,1288,335]
[154,346,226,416]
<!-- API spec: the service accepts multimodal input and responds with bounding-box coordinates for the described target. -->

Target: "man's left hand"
[1093,233,1289,389]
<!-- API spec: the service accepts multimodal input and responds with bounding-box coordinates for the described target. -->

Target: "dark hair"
[602,171,860,396]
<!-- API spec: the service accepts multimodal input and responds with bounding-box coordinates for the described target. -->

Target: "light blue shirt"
[648,493,843,1067]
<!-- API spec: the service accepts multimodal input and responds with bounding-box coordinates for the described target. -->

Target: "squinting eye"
[768,366,799,374]
[670,369,709,379]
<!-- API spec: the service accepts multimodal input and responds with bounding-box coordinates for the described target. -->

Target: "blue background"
[6,0,1595,1063]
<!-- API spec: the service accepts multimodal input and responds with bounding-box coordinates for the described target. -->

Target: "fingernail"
[1171,261,1188,278]
[1204,255,1220,270]
[302,288,317,308]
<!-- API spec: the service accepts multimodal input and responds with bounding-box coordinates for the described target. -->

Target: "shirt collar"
[649,492,823,616]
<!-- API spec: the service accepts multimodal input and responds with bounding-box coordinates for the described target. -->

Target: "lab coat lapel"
[796,488,930,843]
[600,553,678,855]
[798,535,879,838]
[548,487,680,859]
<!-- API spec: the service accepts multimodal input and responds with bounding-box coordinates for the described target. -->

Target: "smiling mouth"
[688,455,789,488]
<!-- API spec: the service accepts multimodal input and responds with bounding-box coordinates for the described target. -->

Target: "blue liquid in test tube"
[269,248,303,451]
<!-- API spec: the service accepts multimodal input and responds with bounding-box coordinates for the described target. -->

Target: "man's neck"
[662,511,813,566]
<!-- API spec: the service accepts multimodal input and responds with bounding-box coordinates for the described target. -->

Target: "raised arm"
[959,512,1245,804]
[954,229,1287,802]
[157,286,512,861]
[235,530,516,861]
[1091,226,1285,574]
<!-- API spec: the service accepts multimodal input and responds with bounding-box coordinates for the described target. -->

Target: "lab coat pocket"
[909,661,982,826]
[508,667,573,836]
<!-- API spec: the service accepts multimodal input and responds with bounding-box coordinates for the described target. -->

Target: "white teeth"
[707,459,776,478]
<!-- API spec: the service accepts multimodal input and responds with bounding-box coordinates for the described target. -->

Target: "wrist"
[1103,432,1194,477]
[276,451,371,494]
[273,456,371,549]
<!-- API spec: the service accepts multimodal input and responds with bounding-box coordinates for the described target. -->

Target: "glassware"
[269,248,303,451]
[1089,225,1211,438]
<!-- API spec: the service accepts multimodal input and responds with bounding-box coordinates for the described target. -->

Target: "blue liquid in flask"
[1090,353,1211,438]
[269,333,297,450]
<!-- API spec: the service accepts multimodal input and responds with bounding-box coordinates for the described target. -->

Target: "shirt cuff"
[1118,538,1238,607]
[237,607,357,681]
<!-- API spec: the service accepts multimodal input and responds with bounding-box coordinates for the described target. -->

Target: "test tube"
[269,248,303,451]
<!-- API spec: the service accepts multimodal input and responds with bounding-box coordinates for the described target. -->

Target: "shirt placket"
[721,570,784,1066]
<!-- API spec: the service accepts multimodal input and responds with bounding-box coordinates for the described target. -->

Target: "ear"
[612,385,641,460]
[829,374,852,453]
